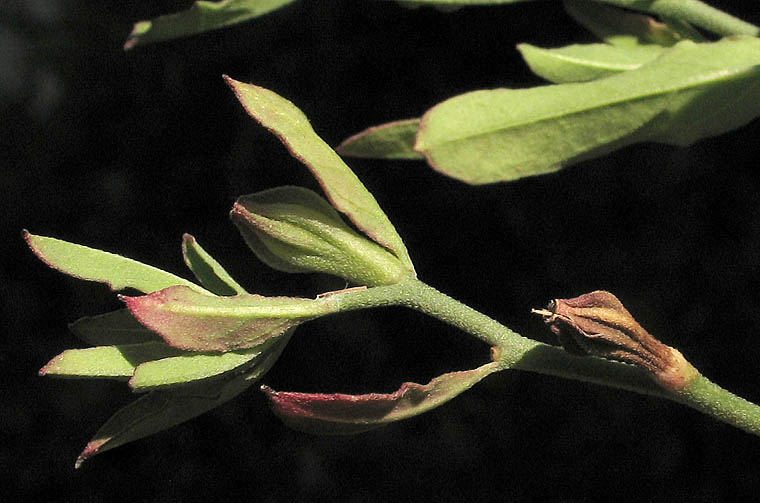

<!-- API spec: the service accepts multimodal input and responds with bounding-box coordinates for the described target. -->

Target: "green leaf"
[262,361,500,434]
[231,186,411,286]
[563,0,702,47]
[517,43,663,83]
[24,231,207,294]
[124,0,299,49]
[182,234,247,296]
[415,37,760,184]
[122,285,334,351]
[39,342,187,379]
[69,309,160,346]
[75,332,291,468]
[337,119,423,160]
[223,77,415,274]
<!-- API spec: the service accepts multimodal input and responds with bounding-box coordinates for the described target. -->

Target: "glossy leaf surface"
[337,119,423,160]
[224,77,415,273]
[182,234,246,296]
[262,362,499,434]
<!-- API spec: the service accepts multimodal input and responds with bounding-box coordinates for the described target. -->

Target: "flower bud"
[231,186,412,287]
[533,291,698,391]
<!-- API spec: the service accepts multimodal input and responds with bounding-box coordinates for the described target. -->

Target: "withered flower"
[533,291,698,391]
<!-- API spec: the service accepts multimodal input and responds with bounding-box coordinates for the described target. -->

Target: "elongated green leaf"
[262,361,500,434]
[337,119,423,160]
[24,231,207,294]
[123,285,333,351]
[124,0,298,49]
[40,342,187,379]
[69,309,159,346]
[223,77,415,274]
[415,37,760,184]
[75,332,291,468]
[182,234,246,296]
[517,43,663,83]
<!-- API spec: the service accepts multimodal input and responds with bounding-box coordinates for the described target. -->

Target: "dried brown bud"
[532,291,698,391]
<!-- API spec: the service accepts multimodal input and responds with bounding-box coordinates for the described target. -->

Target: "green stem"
[332,278,760,436]
[599,0,759,36]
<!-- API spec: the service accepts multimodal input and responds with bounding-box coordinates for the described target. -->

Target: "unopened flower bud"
[533,291,698,391]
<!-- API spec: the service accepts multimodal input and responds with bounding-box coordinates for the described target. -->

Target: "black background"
[4,1,760,501]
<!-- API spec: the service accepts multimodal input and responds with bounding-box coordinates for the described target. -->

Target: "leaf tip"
[123,21,151,51]
[75,438,107,469]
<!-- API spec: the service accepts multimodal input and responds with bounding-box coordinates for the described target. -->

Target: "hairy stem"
[332,278,760,436]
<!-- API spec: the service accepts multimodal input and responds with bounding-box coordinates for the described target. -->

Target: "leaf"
[563,0,702,47]
[262,361,500,434]
[39,342,187,379]
[75,332,291,468]
[124,0,299,49]
[182,234,247,296]
[415,37,760,184]
[122,285,333,351]
[24,231,207,294]
[336,119,423,160]
[69,309,160,346]
[517,43,663,83]
[223,77,415,274]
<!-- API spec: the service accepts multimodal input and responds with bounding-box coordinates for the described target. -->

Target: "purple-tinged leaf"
[223,77,415,274]
[182,234,247,296]
[69,309,160,346]
[122,285,333,352]
[337,119,423,160]
[262,361,500,434]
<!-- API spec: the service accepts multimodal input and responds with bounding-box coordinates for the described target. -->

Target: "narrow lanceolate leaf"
[223,77,415,274]
[262,362,500,434]
[415,37,760,184]
[24,231,207,294]
[124,0,298,49]
[69,309,160,346]
[75,332,291,468]
[129,336,281,392]
[517,43,663,83]
[122,285,333,352]
[563,0,701,47]
[40,342,186,379]
[182,234,246,296]
[337,119,423,160]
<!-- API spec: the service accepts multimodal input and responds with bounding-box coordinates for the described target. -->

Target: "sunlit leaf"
[262,362,499,434]
[182,234,247,296]
[337,119,423,160]
[223,77,415,274]
[124,0,299,49]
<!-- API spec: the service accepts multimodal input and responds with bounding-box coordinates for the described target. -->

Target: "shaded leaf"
[182,234,247,296]
[122,285,333,351]
[124,0,298,49]
[223,77,415,274]
[24,231,207,294]
[69,309,160,346]
[75,332,292,468]
[337,119,423,160]
[415,37,760,184]
[40,342,187,379]
[262,361,500,434]
[517,42,663,83]
[231,186,411,286]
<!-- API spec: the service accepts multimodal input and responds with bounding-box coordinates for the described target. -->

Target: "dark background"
[4,1,760,501]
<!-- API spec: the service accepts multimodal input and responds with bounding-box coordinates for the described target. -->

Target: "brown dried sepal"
[532,291,698,391]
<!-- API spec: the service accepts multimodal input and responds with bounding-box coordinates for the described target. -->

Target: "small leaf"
[517,43,663,83]
[40,342,187,379]
[337,119,423,160]
[124,0,299,49]
[223,77,415,274]
[415,37,760,184]
[75,332,290,468]
[182,234,247,296]
[262,362,500,434]
[122,285,334,351]
[69,309,160,346]
[24,231,207,294]
[231,186,411,286]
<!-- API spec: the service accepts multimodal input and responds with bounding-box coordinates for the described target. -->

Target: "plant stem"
[599,0,759,36]
[332,278,760,436]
